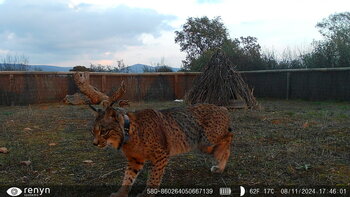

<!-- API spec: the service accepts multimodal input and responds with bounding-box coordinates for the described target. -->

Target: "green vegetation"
[175,12,350,71]
[143,65,174,73]
[70,60,129,73]
[175,16,230,70]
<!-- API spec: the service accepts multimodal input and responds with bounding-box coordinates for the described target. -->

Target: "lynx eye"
[93,125,100,131]
[100,129,110,136]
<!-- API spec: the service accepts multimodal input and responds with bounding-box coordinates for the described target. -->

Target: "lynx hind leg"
[210,133,233,173]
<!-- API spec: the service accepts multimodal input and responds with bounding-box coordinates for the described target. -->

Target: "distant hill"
[121,64,148,73]
[29,65,73,72]
[1,64,180,73]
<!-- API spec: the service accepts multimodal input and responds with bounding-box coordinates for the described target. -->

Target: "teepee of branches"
[185,49,259,109]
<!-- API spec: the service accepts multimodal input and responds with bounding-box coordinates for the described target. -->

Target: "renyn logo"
[6,187,22,197]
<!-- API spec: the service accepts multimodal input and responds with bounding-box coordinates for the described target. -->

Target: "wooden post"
[9,74,15,105]
[101,75,106,93]
[286,72,291,100]
[174,74,180,99]
[84,72,90,83]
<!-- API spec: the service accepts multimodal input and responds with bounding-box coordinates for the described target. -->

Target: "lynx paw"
[211,165,223,173]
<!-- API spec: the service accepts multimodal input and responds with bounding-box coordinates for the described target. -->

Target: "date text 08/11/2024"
[248,187,347,195]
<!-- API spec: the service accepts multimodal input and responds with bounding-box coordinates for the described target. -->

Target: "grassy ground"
[0,100,349,196]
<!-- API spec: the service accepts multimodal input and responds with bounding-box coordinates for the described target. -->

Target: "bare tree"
[0,54,30,71]
[88,59,130,73]
[116,59,129,73]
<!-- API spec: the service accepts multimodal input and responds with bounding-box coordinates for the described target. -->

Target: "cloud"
[0,0,176,65]
[196,0,222,4]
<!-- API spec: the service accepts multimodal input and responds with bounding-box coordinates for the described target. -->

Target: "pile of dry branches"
[185,49,259,109]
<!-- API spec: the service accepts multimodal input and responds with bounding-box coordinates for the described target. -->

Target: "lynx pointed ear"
[108,80,126,104]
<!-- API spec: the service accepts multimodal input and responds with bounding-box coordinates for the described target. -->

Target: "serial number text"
[147,188,214,195]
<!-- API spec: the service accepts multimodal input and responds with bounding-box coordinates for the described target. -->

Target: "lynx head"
[72,73,130,149]
[90,105,128,149]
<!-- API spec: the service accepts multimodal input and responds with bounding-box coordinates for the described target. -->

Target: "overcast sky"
[0,0,349,68]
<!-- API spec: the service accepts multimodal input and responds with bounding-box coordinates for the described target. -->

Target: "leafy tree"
[234,36,265,70]
[184,36,268,71]
[175,16,229,69]
[143,65,174,72]
[175,16,271,71]
[186,49,215,72]
[312,12,350,68]
[265,12,350,70]
[154,66,173,72]
[175,13,350,71]
[300,41,337,68]
[316,12,350,40]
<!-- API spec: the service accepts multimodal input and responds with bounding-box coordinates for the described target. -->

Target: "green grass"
[0,100,349,196]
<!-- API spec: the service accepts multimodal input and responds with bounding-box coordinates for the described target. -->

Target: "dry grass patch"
[0,100,349,195]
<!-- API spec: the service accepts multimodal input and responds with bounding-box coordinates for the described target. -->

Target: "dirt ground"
[0,99,349,196]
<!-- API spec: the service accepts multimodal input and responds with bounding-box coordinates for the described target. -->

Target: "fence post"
[286,72,291,100]
[9,74,15,105]
[174,74,180,99]
[101,75,106,93]
[85,72,90,83]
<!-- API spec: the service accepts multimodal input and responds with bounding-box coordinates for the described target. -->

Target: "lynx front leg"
[111,158,145,197]
[211,133,233,173]
[138,154,169,197]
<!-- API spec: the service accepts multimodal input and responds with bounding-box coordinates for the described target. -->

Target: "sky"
[0,0,349,68]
